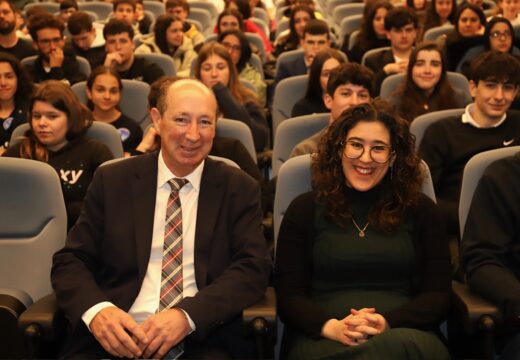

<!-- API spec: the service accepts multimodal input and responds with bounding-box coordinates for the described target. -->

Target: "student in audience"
[103,19,165,84]
[291,48,345,117]
[365,7,418,96]
[112,0,141,37]
[275,19,330,84]
[218,29,267,106]
[420,51,520,236]
[485,17,518,53]
[388,42,466,122]
[407,0,427,12]
[216,9,245,34]
[26,13,86,85]
[342,0,393,64]
[273,4,315,57]
[0,0,35,60]
[66,11,106,70]
[291,63,375,157]
[165,0,205,51]
[57,0,78,28]
[462,152,520,360]
[225,0,272,54]
[491,0,520,25]
[444,3,486,70]
[3,80,113,229]
[86,66,142,155]
[276,100,451,360]
[422,0,457,39]
[135,0,152,35]
[0,53,33,153]
[195,42,268,152]
[135,14,197,77]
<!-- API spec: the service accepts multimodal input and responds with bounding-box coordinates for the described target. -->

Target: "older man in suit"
[51,79,271,359]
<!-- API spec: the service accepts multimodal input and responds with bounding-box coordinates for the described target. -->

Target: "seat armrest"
[452,280,502,333]
[243,287,276,334]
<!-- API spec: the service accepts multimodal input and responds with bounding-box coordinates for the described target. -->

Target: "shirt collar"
[157,150,204,192]
[461,103,507,128]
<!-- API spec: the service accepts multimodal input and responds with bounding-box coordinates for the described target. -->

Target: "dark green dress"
[285,187,450,360]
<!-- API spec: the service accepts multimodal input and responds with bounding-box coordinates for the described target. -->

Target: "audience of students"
[273,4,315,57]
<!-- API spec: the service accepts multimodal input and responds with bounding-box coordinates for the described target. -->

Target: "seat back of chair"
[410,108,465,150]
[143,0,165,18]
[333,4,364,26]
[135,53,176,76]
[24,1,59,13]
[272,113,329,177]
[78,1,113,20]
[0,158,67,303]
[72,79,151,131]
[459,146,520,238]
[361,46,391,66]
[217,118,257,164]
[272,74,308,135]
[11,121,124,158]
[188,0,218,17]
[245,33,267,63]
[340,15,362,46]
[423,24,455,41]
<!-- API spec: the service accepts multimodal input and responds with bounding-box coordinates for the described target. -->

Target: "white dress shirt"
[82,151,203,330]
[462,103,507,128]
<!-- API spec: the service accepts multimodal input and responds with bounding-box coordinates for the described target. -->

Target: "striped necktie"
[160,178,188,359]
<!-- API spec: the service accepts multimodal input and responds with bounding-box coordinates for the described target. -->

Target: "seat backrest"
[21,55,92,78]
[459,146,520,238]
[410,108,465,150]
[135,53,176,76]
[271,113,329,177]
[71,79,151,130]
[274,49,303,78]
[333,3,364,25]
[340,15,362,45]
[347,29,360,50]
[245,33,267,63]
[208,155,240,168]
[0,157,67,303]
[251,17,269,40]
[10,121,125,158]
[361,46,391,66]
[455,45,485,73]
[275,18,289,40]
[380,72,471,102]
[423,24,455,41]
[188,8,212,32]
[253,7,269,25]
[143,0,165,18]
[24,1,59,13]
[272,74,308,135]
[78,1,113,21]
[188,0,218,17]
[274,154,436,245]
[217,118,257,164]
[250,53,264,78]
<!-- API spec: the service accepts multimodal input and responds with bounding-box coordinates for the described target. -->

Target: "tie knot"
[168,178,188,192]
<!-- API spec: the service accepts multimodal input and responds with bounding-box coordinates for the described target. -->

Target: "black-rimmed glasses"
[343,140,394,164]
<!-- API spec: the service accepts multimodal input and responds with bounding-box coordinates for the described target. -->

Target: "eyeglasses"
[38,37,63,46]
[490,30,512,39]
[343,140,394,164]
[222,42,241,52]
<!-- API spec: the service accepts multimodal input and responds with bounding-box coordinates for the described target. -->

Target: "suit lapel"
[132,153,159,280]
[194,159,223,287]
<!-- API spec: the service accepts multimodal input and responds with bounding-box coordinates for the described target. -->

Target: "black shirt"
[118,56,165,85]
[0,106,27,149]
[108,114,143,153]
[0,38,36,61]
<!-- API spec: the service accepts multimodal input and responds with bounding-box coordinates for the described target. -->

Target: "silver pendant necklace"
[352,218,369,238]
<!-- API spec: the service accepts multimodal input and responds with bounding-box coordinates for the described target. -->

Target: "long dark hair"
[455,3,486,37]
[218,29,252,73]
[484,17,515,52]
[217,9,245,33]
[304,49,345,101]
[312,100,423,234]
[0,53,33,109]
[154,13,183,54]
[395,42,459,121]
[424,0,457,30]
[277,4,315,52]
[21,80,93,162]
[358,0,393,47]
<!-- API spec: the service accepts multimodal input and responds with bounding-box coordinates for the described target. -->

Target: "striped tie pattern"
[160,178,188,359]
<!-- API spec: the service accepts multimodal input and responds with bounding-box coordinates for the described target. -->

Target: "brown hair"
[312,99,423,234]
[194,42,259,106]
[20,80,93,161]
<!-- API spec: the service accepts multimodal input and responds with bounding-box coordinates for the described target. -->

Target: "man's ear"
[324,93,333,110]
[150,107,162,134]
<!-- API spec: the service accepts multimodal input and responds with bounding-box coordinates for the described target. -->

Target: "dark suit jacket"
[51,153,271,356]
[364,49,395,96]
[275,54,307,84]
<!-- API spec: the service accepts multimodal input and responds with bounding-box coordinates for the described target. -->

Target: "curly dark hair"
[312,99,424,234]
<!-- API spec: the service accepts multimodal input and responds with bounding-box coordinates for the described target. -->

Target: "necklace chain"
[351,218,369,238]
